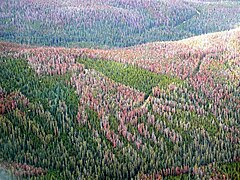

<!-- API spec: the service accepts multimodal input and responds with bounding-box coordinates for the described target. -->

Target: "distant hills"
[0,4,240,178]
[1,0,240,48]
[1,27,239,84]
[95,27,240,82]
[0,27,239,179]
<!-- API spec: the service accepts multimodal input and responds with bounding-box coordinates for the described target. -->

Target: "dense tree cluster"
[0,5,239,177]
[0,43,239,179]
[0,91,29,115]
[1,0,240,48]
[96,27,240,81]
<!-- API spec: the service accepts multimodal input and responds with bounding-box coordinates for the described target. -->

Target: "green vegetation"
[1,0,239,178]
[0,57,176,179]
[0,58,78,119]
[0,57,239,179]
[78,58,182,96]
[217,162,240,179]
[167,161,240,180]
[1,0,240,48]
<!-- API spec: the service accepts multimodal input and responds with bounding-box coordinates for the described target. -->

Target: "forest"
[0,0,239,179]
[1,0,240,48]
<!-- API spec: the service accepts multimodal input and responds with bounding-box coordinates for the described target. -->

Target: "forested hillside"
[1,0,240,179]
[1,0,240,48]
[0,26,239,179]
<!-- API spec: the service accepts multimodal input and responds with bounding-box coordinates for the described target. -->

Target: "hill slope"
[0,28,239,179]
[1,0,240,48]
[96,27,240,81]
